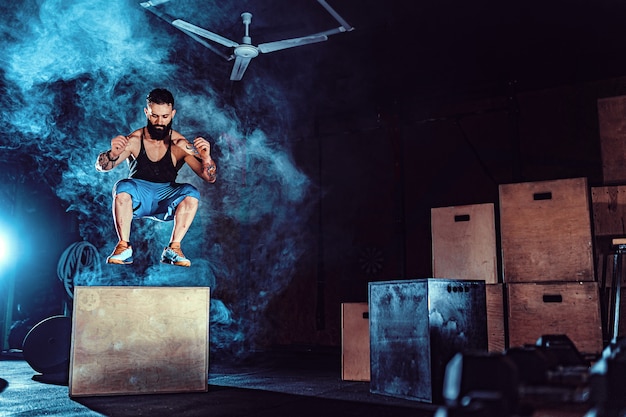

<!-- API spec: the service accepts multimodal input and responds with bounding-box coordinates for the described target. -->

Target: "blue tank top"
[128,134,183,183]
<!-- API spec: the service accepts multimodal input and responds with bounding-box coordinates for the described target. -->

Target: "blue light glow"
[0,0,316,355]
[0,228,8,268]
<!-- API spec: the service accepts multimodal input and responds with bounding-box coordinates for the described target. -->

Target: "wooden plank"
[499,177,594,283]
[507,282,603,355]
[69,286,210,397]
[431,203,498,284]
[341,302,370,381]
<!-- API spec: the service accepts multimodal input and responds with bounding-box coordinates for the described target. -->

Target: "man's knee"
[174,196,199,214]
[114,192,133,204]
[180,196,199,208]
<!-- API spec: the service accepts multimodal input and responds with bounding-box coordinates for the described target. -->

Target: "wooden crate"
[69,286,210,397]
[591,185,626,286]
[590,186,626,341]
[598,95,626,184]
[486,284,505,352]
[499,177,594,283]
[591,185,626,237]
[507,282,603,355]
[431,203,498,284]
[341,302,370,381]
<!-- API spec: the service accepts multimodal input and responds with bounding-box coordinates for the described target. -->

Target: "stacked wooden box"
[431,177,605,356]
[499,177,602,355]
[591,186,626,339]
[590,96,626,341]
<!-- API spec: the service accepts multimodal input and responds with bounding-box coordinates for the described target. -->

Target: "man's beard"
[146,120,173,141]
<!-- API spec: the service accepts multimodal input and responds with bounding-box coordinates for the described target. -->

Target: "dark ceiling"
[159,0,626,115]
[339,0,626,96]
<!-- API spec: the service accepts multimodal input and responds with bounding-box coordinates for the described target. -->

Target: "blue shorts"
[113,178,200,222]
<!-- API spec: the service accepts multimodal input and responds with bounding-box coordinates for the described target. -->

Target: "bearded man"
[95,88,217,267]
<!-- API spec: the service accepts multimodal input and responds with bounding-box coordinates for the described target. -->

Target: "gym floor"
[0,348,594,417]
[0,349,437,417]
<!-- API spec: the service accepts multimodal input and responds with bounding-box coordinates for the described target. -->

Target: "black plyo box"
[368,279,488,403]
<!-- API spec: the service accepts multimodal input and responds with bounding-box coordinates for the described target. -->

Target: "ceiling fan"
[139,0,354,81]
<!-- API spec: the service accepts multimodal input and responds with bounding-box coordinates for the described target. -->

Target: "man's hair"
[146,88,175,107]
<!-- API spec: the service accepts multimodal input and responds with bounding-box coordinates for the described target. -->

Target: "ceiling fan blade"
[139,0,172,7]
[140,2,179,23]
[316,0,354,31]
[230,56,253,81]
[172,19,239,49]
[139,4,233,60]
[257,34,328,54]
[307,27,348,38]
[179,29,234,61]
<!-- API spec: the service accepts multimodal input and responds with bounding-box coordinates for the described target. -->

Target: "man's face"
[145,102,175,140]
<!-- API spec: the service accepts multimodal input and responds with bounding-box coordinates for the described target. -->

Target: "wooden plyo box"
[431,203,497,284]
[486,283,505,353]
[591,185,626,238]
[598,95,626,184]
[507,282,603,355]
[590,186,626,340]
[69,286,210,397]
[341,302,370,381]
[499,177,594,283]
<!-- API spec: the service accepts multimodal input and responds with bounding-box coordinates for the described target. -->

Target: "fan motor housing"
[235,42,258,58]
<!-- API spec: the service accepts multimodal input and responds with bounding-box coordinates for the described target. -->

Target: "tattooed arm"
[95,134,134,172]
[179,136,217,183]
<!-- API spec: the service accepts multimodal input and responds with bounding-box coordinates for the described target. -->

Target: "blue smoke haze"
[1,0,319,355]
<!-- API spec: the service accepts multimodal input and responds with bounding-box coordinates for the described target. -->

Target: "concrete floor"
[0,350,437,417]
[0,348,598,417]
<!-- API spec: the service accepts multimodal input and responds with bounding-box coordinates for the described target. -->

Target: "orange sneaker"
[160,246,191,267]
[106,241,133,264]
